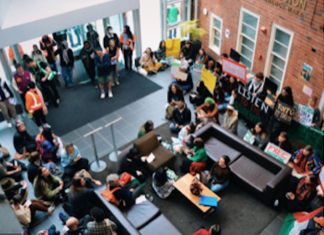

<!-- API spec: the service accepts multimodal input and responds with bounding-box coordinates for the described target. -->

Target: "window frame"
[264,23,294,91]
[209,13,223,55]
[235,7,260,70]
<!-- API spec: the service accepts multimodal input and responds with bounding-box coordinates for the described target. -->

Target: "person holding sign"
[195,48,208,67]
[172,52,193,93]
[139,48,163,75]
[289,146,322,176]
[250,122,270,150]
[273,131,293,154]
[190,81,210,107]
[305,96,321,127]
[222,76,238,104]
[196,97,220,126]
[246,72,266,100]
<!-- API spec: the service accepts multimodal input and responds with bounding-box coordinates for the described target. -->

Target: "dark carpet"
[89,122,279,235]
[46,70,162,136]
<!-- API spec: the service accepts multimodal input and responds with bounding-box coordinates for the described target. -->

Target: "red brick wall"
[195,0,323,105]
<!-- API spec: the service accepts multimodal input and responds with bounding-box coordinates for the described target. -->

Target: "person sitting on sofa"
[137,120,154,139]
[13,121,37,157]
[139,47,163,75]
[273,131,293,153]
[195,48,208,67]
[0,177,28,203]
[170,101,192,133]
[27,152,43,184]
[193,224,222,235]
[84,207,117,235]
[61,143,89,178]
[250,122,270,150]
[69,176,102,219]
[196,97,220,127]
[166,83,184,119]
[206,156,231,193]
[180,138,207,173]
[190,81,211,107]
[222,105,238,135]
[172,123,196,154]
[213,85,225,111]
[151,167,174,199]
[117,147,149,184]
[289,145,322,176]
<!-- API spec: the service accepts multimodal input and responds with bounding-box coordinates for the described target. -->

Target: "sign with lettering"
[293,103,314,126]
[201,67,217,94]
[243,130,255,144]
[264,143,291,164]
[222,57,247,83]
[263,0,307,18]
[273,100,296,125]
[234,85,270,125]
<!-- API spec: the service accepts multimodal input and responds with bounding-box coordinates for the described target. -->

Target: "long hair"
[145,48,154,60]
[159,40,166,49]
[42,128,54,145]
[124,25,133,39]
[70,176,85,198]
[142,120,153,133]
[35,167,52,189]
[277,132,291,149]
[253,122,269,139]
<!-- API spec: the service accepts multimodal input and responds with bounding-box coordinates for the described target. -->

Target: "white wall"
[139,0,161,53]
[0,1,11,26]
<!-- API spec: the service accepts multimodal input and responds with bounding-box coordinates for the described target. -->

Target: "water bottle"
[274,199,279,207]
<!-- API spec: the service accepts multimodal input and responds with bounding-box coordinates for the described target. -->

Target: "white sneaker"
[116,81,120,85]
[100,93,105,99]
[39,126,43,132]
[108,90,113,98]
[7,123,12,128]
[43,123,51,128]
[56,99,60,104]
[111,83,115,87]
[48,203,55,216]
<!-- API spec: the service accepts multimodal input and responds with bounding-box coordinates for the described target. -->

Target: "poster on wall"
[273,100,296,125]
[300,63,313,81]
[293,103,314,126]
[264,143,291,164]
[221,57,247,83]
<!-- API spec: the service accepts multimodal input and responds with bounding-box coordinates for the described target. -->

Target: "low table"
[173,173,221,218]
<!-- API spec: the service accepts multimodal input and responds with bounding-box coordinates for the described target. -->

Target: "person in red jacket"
[193,224,221,235]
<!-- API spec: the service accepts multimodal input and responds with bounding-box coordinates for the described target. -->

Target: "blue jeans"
[61,66,74,87]
[49,63,57,72]
[205,170,229,193]
[159,56,174,66]
[169,123,181,133]
[48,228,59,235]
[168,29,176,39]
[218,102,228,111]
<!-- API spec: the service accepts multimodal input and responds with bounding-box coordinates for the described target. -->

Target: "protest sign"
[264,143,291,164]
[243,130,255,144]
[174,70,188,81]
[222,57,247,83]
[273,100,295,125]
[170,58,181,78]
[166,38,181,58]
[201,67,217,94]
[293,103,314,126]
[193,63,204,72]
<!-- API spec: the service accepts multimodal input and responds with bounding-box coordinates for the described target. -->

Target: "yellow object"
[201,67,217,93]
[166,38,181,58]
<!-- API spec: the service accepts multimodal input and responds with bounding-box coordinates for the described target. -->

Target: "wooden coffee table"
[173,173,221,218]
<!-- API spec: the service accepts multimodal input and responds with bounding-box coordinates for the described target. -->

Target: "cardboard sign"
[222,57,247,83]
[264,143,291,164]
[174,70,188,81]
[293,103,314,126]
[166,38,181,58]
[273,100,295,125]
[234,85,270,124]
[193,63,204,72]
[201,67,217,94]
[243,130,255,144]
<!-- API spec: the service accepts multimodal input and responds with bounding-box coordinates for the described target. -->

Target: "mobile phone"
[285,193,291,199]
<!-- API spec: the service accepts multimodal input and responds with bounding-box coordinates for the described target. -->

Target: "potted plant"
[179,19,208,58]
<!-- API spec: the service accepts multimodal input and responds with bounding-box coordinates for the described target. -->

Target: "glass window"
[209,14,222,55]
[166,0,188,39]
[242,24,256,40]
[243,12,258,28]
[213,18,221,29]
[275,29,290,47]
[273,41,288,58]
[241,45,253,60]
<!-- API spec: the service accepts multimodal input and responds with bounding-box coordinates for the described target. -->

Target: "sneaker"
[38,126,43,132]
[146,194,154,202]
[116,81,120,86]
[58,212,65,224]
[108,90,113,98]
[100,92,105,99]
[56,99,60,104]
[47,203,55,216]
[7,123,12,128]
[43,123,51,128]
[111,83,115,87]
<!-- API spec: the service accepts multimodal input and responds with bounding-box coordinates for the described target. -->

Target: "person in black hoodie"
[170,101,192,133]
[273,131,293,153]
[103,26,120,49]
[190,81,211,107]
[180,41,193,64]
[79,41,96,87]
[166,84,184,119]
[117,147,149,184]
[54,41,74,90]
[269,86,294,142]
[246,72,266,100]
[13,122,37,155]
[27,152,43,184]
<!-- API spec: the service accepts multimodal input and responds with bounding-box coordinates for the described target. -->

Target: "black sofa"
[192,122,292,204]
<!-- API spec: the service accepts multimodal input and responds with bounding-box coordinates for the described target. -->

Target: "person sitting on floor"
[61,143,89,178]
[117,147,149,184]
[213,85,225,111]
[33,166,63,203]
[68,176,102,219]
[193,224,222,235]
[222,105,238,135]
[12,194,55,228]
[139,47,163,75]
[172,51,193,93]
[180,138,208,173]
[250,122,270,150]
[13,121,37,158]
[84,207,118,235]
[273,131,293,154]
[137,120,154,139]
[196,97,220,127]
[289,145,322,176]
[190,81,211,107]
[170,101,192,133]
[181,40,193,65]
[172,122,196,154]
[0,177,28,203]
[0,153,26,181]
[63,216,91,235]
[152,167,174,199]
[220,76,238,104]
[206,156,231,193]
[166,83,184,119]
[207,60,215,73]
[156,40,172,67]
[38,128,59,163]
[27,151,43,184]
[195,48,208,67]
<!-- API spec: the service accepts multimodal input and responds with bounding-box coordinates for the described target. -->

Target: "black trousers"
[33,109,47,127]
[40,80,60,103]
[85,66,96,83]
[124,49,133,70]
[180,159,193,173]
[63,158,89,178]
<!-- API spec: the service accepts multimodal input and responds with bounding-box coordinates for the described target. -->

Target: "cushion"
[139,214,182,235]
[230,155,275,192]
[134,131,159,156]
[205,137,241,163]
[149,146,176,172]
[123,200,160,229]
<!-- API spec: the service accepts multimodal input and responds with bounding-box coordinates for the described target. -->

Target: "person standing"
[54,41,74,90]
[120,25,135,72]
[25,58,60,107]
[103,26,120,49]
[86,24,101,49]
[31,45,47,63]
[94,48,112,99]
[8,45,24,65]
[0,77,19,128]
[13,63,33,105]
[107,40,119,86]
[39,35,58,72]
[80,41,97,88]
[167,4,179,39]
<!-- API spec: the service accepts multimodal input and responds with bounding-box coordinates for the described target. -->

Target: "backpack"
[101,184,121,206]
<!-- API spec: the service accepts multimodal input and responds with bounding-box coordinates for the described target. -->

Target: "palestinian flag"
[279,206,324,235]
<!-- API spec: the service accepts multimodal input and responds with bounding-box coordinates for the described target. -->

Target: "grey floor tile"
[80,146,95,161]
[259,229,272,235]
[74,124,94,138]
[113,118,132,131]
[122,112,142,125]
[102,112,120,124]
[30,214,54,234]
[106,131,128,147]
[118,126,138,141]
[132,118,148,130]
[265,217,284,235]
[83,132,104,144]
[60,131,80,143]
[97,126,113,139]
[115,106,133,117]
[126,100,145,111]
[89,118,107,129]
[277,210,288,221]
[95,139,113,157]
[48,204,65,232]
[72,138,90,151]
